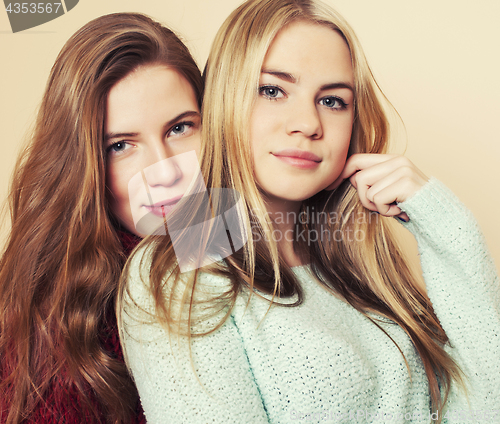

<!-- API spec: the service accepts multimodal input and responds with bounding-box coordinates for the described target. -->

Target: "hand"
[326,154,428,222]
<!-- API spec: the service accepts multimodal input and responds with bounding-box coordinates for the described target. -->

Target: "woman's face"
[105,65,201,236]
[250,20,354,208]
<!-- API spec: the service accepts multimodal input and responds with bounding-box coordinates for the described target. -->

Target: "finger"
[364,165,420,204]
[346,157,411,211]
[396,212,410,223]
[365,171,402,205]
[367,171,428,207]
[367,178,420,216]
[346,156,419,194]
[349,171,378,212]
[326,153,397,191]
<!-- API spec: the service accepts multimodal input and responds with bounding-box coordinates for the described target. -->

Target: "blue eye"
[259,85,285,100]
[168,121,195,137]
[171,123,187,134]
[107,141,131,156]
[111,142,125,151]
[320,96,347,110]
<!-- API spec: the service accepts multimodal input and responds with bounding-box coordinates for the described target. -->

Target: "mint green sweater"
[120,178,500,423]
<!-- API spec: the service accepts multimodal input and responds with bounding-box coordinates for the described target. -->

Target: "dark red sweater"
[1,231,146,424]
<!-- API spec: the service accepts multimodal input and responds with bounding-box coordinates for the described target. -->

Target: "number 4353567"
[6,3,62,13]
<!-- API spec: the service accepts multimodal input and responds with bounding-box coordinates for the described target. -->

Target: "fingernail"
[396,217,408,223]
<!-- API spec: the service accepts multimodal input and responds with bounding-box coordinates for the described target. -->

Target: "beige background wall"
[0,0,498,272]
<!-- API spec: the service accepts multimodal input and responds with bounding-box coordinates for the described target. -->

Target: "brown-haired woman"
[0,12,203,423]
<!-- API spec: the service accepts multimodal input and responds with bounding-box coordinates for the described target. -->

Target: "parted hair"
[0,12,202,424]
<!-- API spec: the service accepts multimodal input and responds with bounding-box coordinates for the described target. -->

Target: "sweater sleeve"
[118,247,270,424]
[398,177,500,417]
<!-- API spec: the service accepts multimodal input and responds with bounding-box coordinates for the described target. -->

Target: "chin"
[272,192,320,204]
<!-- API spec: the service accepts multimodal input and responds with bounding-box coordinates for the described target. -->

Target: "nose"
[285,100,323,139]
[142,141,182,188]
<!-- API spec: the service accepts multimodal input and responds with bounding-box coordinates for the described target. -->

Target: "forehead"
[105,65,198,131]
[108,65,195,107]
[262,20,353,84]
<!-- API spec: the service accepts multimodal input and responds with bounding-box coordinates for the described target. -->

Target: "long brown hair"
[0,13,202,424]
[126,0,464,420]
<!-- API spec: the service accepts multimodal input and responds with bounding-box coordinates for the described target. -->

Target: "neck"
[264,197,305,267]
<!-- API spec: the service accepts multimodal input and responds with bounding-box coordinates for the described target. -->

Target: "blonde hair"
[126,0,464,418]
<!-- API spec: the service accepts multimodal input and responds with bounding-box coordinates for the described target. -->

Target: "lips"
[143,195,184,217]
[272,148,322,169]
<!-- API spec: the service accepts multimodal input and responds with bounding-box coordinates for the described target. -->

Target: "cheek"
[170,133,202,158]
[249,105,278,158]
[191,136,202,163]
[324,116,353,174]
[173,150,202,187]
[338,124,353,158]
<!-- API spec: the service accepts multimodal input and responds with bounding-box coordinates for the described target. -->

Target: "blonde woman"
[119,0,500,422]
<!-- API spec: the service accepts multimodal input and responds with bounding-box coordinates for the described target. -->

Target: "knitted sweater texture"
[120,178,500,424]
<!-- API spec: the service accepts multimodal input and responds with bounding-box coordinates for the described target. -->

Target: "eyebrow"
[261,69,297,83]
[319,82,354,92]
[261,69,354,93]
[104,110,200,142]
